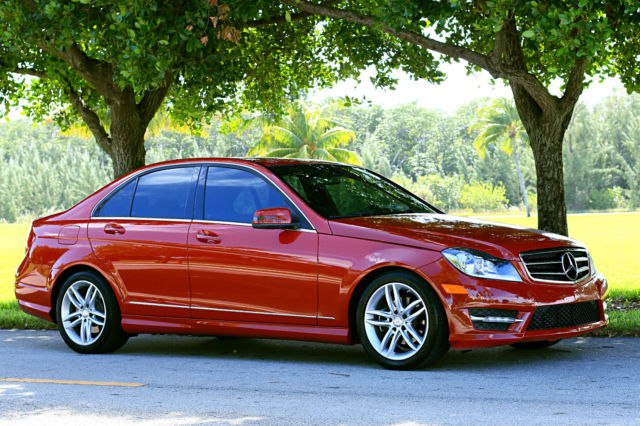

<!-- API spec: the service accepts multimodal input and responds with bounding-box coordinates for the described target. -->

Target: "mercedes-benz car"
[15,158,608,369]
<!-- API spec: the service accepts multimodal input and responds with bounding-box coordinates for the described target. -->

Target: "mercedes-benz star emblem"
[561,252,579,280]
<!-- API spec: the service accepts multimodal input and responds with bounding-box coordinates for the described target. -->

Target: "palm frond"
[327,147,362,165]
[317,128,355,148]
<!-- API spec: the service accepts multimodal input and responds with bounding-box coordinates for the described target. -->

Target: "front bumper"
[418,258,608,350]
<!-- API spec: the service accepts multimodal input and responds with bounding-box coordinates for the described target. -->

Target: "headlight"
[442,247,522,282]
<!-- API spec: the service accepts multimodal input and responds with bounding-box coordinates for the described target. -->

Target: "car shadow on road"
[112,334,607,370]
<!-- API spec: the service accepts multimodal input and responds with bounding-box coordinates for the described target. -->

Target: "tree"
[471,98,531,216]
[273,0,640,235]
[249,101,361,164]
[0,1,370,177]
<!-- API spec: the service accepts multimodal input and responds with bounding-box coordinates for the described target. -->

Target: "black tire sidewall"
[356,271,448,370]
[56,271,123,354]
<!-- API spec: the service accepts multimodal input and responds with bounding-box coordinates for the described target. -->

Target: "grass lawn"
[484,213,640,297]
[1,214,638,334]
[0,223,55,329]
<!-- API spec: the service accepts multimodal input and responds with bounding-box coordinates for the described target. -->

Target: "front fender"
[317,234,441,327]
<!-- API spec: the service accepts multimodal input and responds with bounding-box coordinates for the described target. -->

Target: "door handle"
[104,223,125,235]
[196,231,221,244]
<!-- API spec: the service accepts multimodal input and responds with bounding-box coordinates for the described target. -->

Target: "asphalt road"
[0,330,638,425]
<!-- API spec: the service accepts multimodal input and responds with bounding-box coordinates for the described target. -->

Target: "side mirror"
[252,207,298,229]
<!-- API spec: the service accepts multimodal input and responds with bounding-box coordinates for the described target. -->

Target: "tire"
[55,271,128,354]
[510,340,560,350]
[356,271,449,370]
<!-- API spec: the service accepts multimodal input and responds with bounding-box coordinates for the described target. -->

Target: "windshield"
[267,163,440,219]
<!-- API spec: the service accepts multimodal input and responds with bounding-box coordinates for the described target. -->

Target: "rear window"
[94,179,136,217]
[130,167,198,219]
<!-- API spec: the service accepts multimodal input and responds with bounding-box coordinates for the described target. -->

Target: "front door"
[188,165,318,325]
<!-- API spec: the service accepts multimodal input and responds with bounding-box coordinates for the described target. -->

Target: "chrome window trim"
[91,163,200,218]
[91,161,318,232]
[192,219,317,233]
[518,247,591,284]
[203,163,316,231]
[91,216,190,223]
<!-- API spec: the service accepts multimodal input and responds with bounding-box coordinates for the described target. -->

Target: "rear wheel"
[511,340,560,350]
[56,271,128,353]
[356,271,449,370]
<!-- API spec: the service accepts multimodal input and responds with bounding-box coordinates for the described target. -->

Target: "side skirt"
[121,315,353,345]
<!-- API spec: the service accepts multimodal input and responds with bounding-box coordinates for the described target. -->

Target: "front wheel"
[56,271,128,353]
[356,272,449,370]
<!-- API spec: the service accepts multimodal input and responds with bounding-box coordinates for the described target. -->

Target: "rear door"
[188,165,318,325]
[88,165,199,318]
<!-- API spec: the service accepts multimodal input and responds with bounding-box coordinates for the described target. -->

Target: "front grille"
[527,301,600,331]
[470,308,519,331]
[520,247,590,283]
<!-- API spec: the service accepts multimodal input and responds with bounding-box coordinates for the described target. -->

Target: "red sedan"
[15,158,608,369]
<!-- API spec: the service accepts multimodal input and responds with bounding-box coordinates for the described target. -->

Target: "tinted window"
[268,164,438,219]
[131,167,197,219]
[204,167,290,223]
[95,179,136,217]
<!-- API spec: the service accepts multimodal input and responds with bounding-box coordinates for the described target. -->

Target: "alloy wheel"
[60,280,107,346]
[363,282,429,361]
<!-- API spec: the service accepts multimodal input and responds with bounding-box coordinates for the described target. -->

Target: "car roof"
[136,157,344,170]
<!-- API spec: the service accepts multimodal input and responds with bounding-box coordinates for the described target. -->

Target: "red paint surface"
[14,158,607,349]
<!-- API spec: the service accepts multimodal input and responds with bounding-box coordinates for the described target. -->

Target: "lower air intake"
[527,301,600,331]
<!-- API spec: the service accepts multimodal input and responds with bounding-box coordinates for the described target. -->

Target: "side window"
[94,179,136,217]
[131,167,198,219]
[204,167,291,223]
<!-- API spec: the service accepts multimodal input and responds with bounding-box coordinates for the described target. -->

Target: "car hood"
[328,214,583,260]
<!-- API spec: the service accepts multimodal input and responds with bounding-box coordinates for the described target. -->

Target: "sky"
[309,60,627,112]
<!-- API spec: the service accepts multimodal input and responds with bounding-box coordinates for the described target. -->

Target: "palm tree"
[470,98,531,216]
[248,101,361,164]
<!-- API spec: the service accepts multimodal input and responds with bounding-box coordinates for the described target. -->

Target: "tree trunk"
[524,120,569,235]
[109,94,147,178]
[510,135,530,217]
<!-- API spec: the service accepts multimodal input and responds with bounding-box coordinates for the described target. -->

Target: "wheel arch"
[347,265,447,343]
[50,264,122,323]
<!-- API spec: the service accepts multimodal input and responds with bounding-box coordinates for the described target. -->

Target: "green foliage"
[470,98,531,214]
[460,181,508,213]
[0,1,349,125]
[564,95,640,211]
[248,101,361,164]
[470,98,529,158]
[0,122,111,222]
[1,93,639,222]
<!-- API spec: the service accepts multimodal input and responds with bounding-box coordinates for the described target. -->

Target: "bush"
[588,187,626,210]
[460,181,508,212]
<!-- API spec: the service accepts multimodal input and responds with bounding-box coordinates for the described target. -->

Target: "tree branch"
[560,58,587,111]
[282,0,560,114]
[280,0,495,72]
[56,43,119,103]
[66,84,113,156]
[137,73,172,127]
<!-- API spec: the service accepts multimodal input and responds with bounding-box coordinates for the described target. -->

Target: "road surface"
[0,330,638,425]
